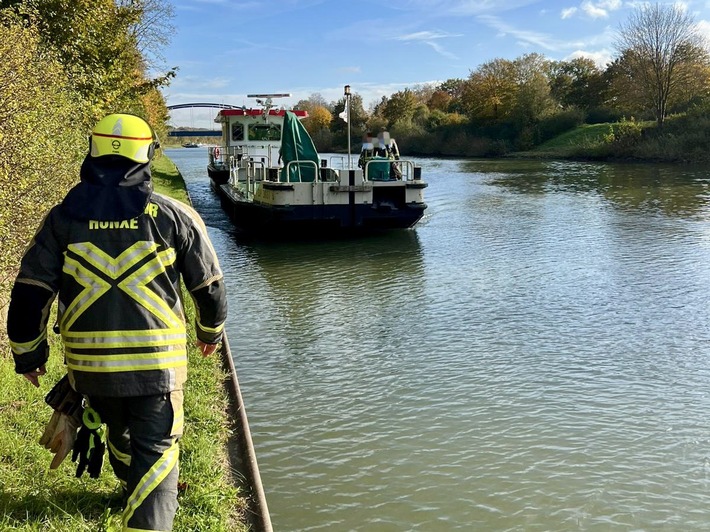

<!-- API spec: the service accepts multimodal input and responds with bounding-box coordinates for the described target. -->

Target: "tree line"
[296,3,710,159]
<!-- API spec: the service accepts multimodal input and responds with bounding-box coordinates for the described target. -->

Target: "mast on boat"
[344,85,351,169]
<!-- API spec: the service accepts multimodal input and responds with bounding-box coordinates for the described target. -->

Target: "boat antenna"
[344,85,351,169]
[248,93,291,121]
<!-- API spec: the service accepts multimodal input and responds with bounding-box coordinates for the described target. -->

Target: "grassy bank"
[507,114,710,163]
[0,154,247,531]
[510,123,613,159]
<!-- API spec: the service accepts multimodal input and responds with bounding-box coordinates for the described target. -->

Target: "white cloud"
[338,66,362,74]
[561,7,578,19]
[579,0,623,19]
[394,30,461,58]
[396,30,460,41]
[696,19,710,43]
[581,1,610,18]
[566,48,614,68]
[478,15,560,50]
[378,0,541,16]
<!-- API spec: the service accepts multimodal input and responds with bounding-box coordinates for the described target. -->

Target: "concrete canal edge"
[220,331,273,531]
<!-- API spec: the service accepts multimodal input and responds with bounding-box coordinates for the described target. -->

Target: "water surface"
[169,149,710,531]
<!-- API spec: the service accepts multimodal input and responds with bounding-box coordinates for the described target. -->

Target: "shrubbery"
[0,3,174,326]
[0,16,89,302]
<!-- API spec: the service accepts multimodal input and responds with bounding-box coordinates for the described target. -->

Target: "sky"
[163,0,710,128]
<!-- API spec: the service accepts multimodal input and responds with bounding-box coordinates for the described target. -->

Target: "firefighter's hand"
[23,365,47,387]
[197,340,218,357]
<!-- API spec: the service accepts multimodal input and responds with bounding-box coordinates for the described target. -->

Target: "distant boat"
[207,93,427,235]
[182,142,199,148]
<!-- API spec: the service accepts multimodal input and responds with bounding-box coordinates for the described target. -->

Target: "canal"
[168,149,710,531]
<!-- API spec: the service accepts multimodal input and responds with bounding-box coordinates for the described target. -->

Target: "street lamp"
[344,85,351,168]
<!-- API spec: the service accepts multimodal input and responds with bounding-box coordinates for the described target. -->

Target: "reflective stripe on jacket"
[9,192,227,397]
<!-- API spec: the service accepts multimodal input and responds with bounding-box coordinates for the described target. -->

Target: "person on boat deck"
[357,132,376,169]
[6,113,228,532]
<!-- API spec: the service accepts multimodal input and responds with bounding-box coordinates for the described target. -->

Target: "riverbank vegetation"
[297,4,710,164]
[0,0,175,295]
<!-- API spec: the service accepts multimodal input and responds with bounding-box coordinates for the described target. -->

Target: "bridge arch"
[167,102,239,111]
[167,103,234,136]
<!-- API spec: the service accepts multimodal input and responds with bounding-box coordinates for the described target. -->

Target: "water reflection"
[231,231,424,362]
[461,159,710,218]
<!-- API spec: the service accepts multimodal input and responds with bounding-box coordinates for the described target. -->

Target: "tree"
[427,90,452,112]
[381,89,419,127]
[436,78,467,114]
[296,93,333,135]
[512,53,556,125]
[464,58,518,121]
[615,2,710,128]
[330,93,367,145]
[118,0,175,70]
[6,0,175,116]
[437,78,466,99]
[295,93,329,113]
[547,57,606,110]
[302,105,332,136]
[0,14,87,286]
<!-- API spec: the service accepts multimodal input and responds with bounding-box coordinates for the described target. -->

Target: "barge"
[208,93,427,235]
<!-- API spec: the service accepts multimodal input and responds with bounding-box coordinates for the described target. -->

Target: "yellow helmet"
[90,114,157,163]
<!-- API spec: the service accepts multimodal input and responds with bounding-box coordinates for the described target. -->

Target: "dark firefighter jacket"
[7,155,228,397]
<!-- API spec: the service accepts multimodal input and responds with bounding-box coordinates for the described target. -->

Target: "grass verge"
[509,123,613,159]
[0,153,247,531]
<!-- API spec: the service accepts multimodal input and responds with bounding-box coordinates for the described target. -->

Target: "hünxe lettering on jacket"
[88,203,159,230]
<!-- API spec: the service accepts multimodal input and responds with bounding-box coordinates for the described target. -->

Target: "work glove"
[39,410,81,469]
[72,406,105,479]
[39,375,84,469]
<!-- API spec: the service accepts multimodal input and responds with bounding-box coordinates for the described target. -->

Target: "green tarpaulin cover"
[280,111,319,182]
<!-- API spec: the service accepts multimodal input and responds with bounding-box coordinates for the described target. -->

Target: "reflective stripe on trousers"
[89,392,184,531]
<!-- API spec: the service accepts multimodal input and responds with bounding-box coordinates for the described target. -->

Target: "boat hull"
[211,179,426,235]
[207,164,229,185]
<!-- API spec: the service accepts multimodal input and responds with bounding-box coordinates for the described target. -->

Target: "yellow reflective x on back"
[61,242,182,330]
[60,241,187,374]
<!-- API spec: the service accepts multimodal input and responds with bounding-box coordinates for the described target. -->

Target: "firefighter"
[7,113,228,531]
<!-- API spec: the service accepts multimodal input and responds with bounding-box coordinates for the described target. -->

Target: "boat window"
[232,123,244,141]
[248,123,281,141]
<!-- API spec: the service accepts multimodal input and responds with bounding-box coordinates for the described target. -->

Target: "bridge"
[167,102,234,136]
[167,102,239,111]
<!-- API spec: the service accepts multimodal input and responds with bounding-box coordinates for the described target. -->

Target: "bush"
[586,106,623,124]
[0,17,89,304]
[537,107,585,143]
[603,117,644,154]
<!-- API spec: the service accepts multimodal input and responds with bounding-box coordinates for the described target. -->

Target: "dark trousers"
[89,391,184,532]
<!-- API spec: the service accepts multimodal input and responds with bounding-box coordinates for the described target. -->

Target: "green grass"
[0,153,247,531]
[537,123,611,151]
[510,123,613,158]
[152,154,192,204]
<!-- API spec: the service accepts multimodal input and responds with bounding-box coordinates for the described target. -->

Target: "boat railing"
[229,156,267,198]
[283,160,319,183]
[232,144,280,168]
[363,159,417,182]
[328,155,350,170]
[212,144,277,168]
[246,160,266,197]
